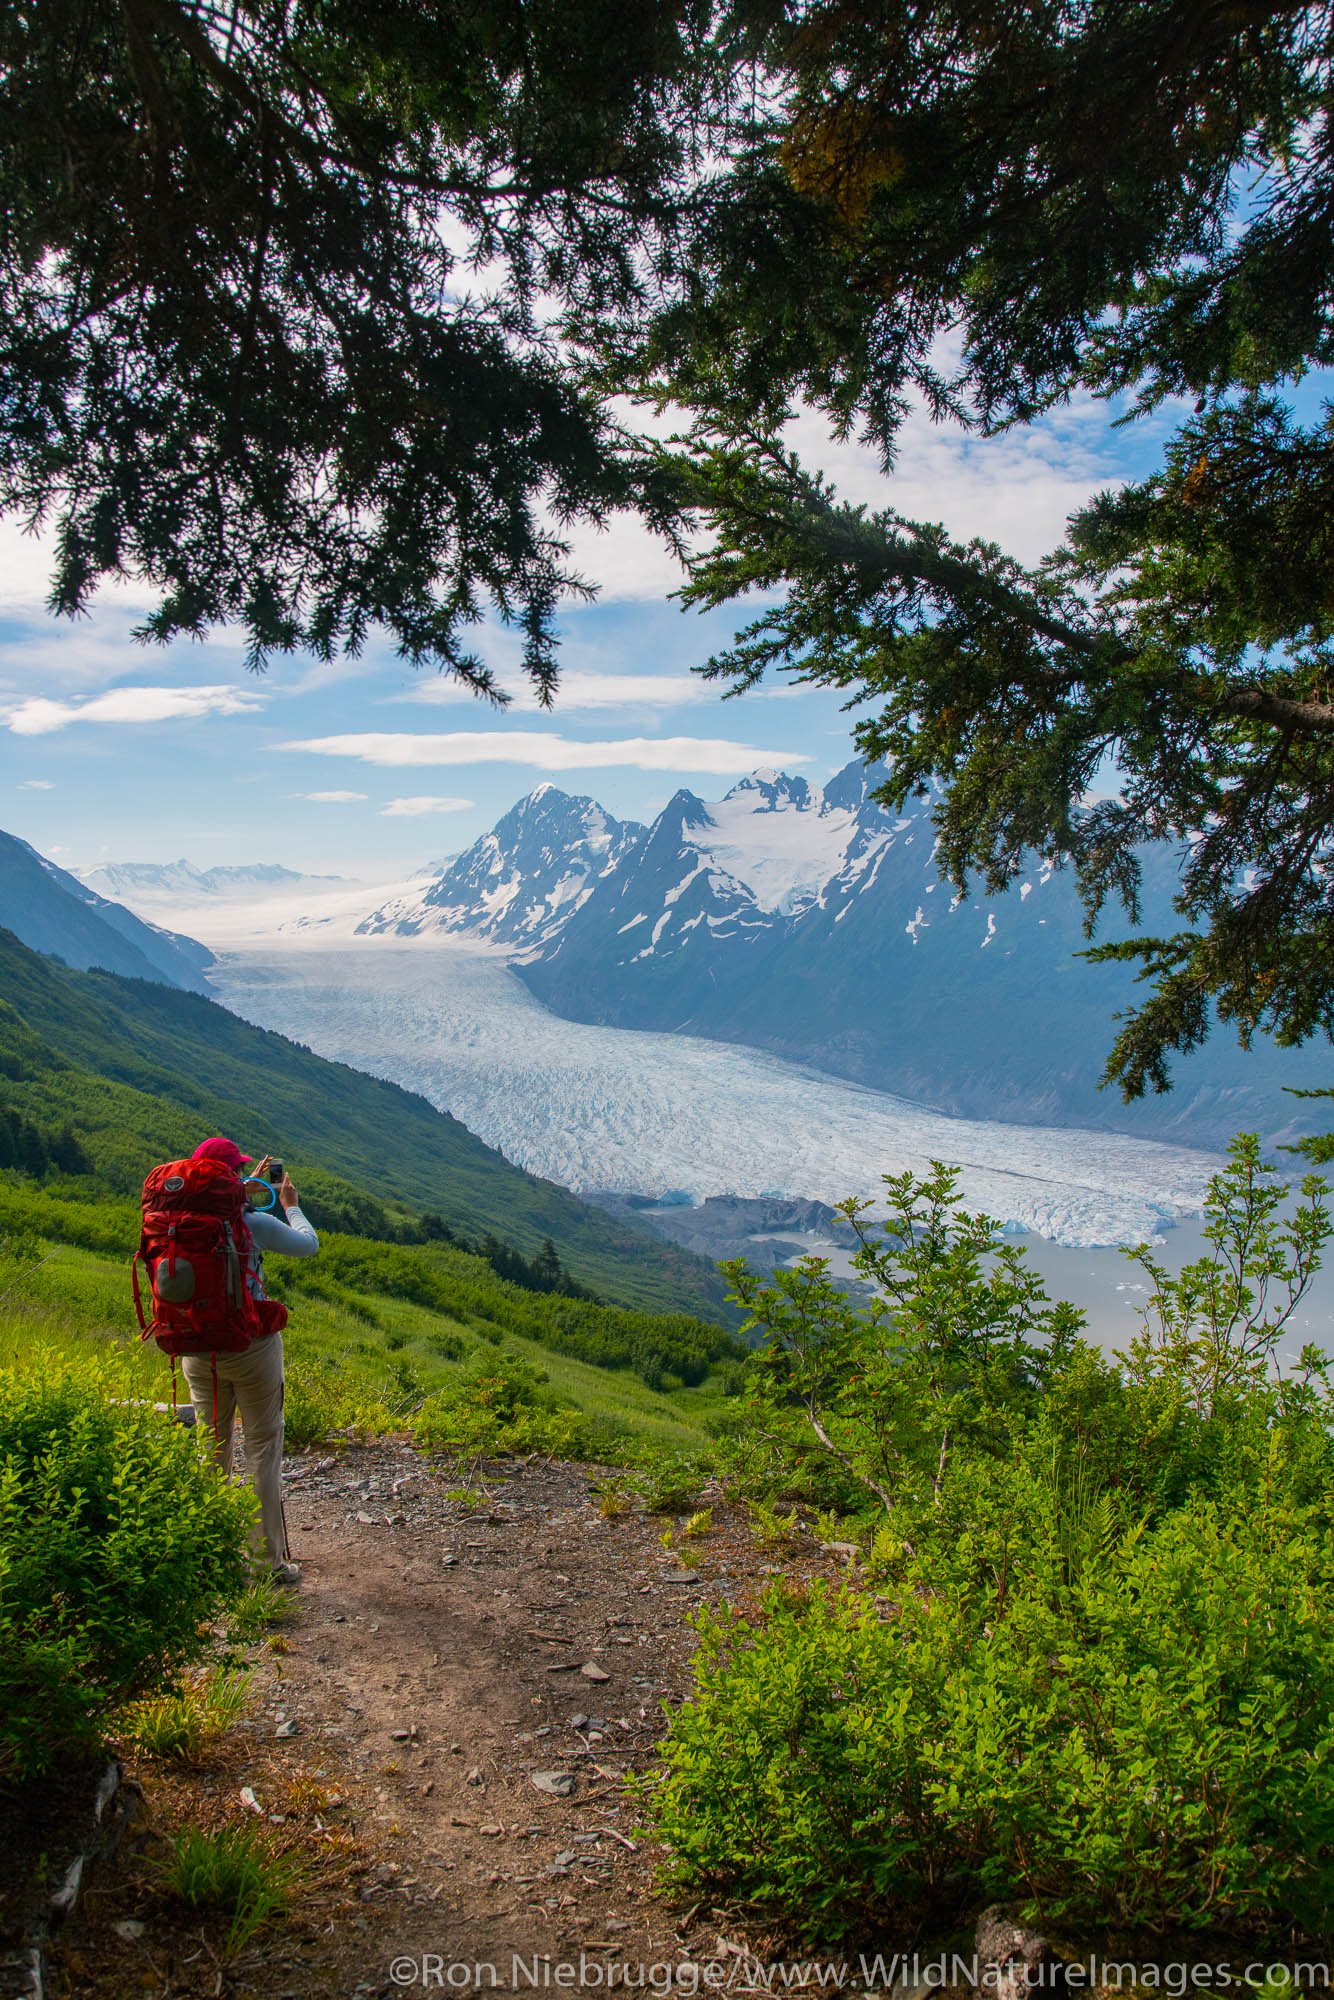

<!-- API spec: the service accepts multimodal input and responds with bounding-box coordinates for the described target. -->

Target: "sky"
[0,387,1181,885]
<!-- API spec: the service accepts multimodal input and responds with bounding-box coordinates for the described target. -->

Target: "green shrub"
[414,1353,587,1457]
[385,1352,423,1401]
[649,1143,1334,1941]
[424,1327,469,1361]
[632,1452,707,1514]
[0,1355,252,1780]
[160,1821,298,1955]
[650,1497,1334,1937]
[282,1361,399,1447]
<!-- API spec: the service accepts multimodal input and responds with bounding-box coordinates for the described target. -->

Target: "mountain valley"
[205,937,1217,1250]
[354,762,1331,1151]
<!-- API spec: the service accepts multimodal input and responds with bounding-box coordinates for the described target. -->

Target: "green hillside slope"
[0,1180,745,1460]
[0,929,732,1319]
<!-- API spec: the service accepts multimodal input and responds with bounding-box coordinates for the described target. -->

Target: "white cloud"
[400,668,713,712]
[297,790,369,803]
[279,731,811,774]
[3,684,268,735]
[0,609,209,699]
[18,779,54,790]
[281,654,383,700]
[559,509,690,602]
[548,386,1145,598]
[0,517,58,612]
[784,391,1127,567]
[380,795,476,817]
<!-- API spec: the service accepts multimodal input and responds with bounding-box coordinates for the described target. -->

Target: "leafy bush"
[632,1452,707,1514]
[649,1141,1334,1940]
[282,1360,400,1447]
[0,1356,252,1780]
[411,1351,646,1463]
[424,1327,469,1362]
[652,1495,1334,1936]
[414,1353,591,1457]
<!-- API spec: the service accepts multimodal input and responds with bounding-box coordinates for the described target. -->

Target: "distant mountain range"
[0,829,214,993]
[357,762,1332,1149]
[80,859,346,904]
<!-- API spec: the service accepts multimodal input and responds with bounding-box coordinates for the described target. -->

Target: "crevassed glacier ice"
[205,937,1218,1248]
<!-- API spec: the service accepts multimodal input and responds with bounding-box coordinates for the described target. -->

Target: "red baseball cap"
[192,1136,253,1173]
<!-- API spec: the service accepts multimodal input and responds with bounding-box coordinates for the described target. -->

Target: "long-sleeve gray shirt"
[246,1203,319,1298]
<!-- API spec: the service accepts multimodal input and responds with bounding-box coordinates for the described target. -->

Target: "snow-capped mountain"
[669,763,895,917]
[81,859,345,904]
[359,756,1061,977]
[357,784,643,949]
[540,760,921,969]
[360,759,1331,1147]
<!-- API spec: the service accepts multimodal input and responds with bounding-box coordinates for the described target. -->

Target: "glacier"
[205,936,1219,1248]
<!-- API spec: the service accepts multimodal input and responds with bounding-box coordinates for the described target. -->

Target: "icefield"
[206,938,1218,1248]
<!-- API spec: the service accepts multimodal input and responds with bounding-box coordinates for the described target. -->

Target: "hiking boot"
[271,1560,301,1587]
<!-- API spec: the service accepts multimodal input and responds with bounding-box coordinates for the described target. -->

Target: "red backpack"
[132,1156,284,1357]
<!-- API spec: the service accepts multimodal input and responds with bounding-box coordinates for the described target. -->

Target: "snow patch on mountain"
[687,772,862,915]
[204,937,1217,1248]
[356,785,643,948]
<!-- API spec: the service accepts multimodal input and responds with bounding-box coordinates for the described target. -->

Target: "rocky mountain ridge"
[357,784,643,950]
[357,762,1330,1149]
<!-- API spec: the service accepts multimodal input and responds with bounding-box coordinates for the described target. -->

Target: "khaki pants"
[181,1335,288,1564]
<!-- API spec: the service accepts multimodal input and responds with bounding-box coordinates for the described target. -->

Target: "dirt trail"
[276,1441,721,1976]
[51,1442,850,1999]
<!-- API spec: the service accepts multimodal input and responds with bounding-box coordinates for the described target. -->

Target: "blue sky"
[0,385,1186,883]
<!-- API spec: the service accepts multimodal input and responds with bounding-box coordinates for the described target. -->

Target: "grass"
[227,1570,297,1642]
[121,1667,251,1763]
[0,1210,735,1463]
[159,1822,299,1956]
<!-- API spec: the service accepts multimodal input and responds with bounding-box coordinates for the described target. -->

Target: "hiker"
[134,1135,319,1582]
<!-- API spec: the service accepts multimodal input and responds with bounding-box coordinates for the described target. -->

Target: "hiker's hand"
[279,1173,298,1209]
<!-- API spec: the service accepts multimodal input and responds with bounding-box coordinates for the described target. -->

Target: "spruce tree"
[15,1118,48,1179]
[625,0,1334,1095]
[0,0,716,696]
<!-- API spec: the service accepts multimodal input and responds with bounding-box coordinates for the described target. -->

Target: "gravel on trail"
[46,1440,855,1999]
